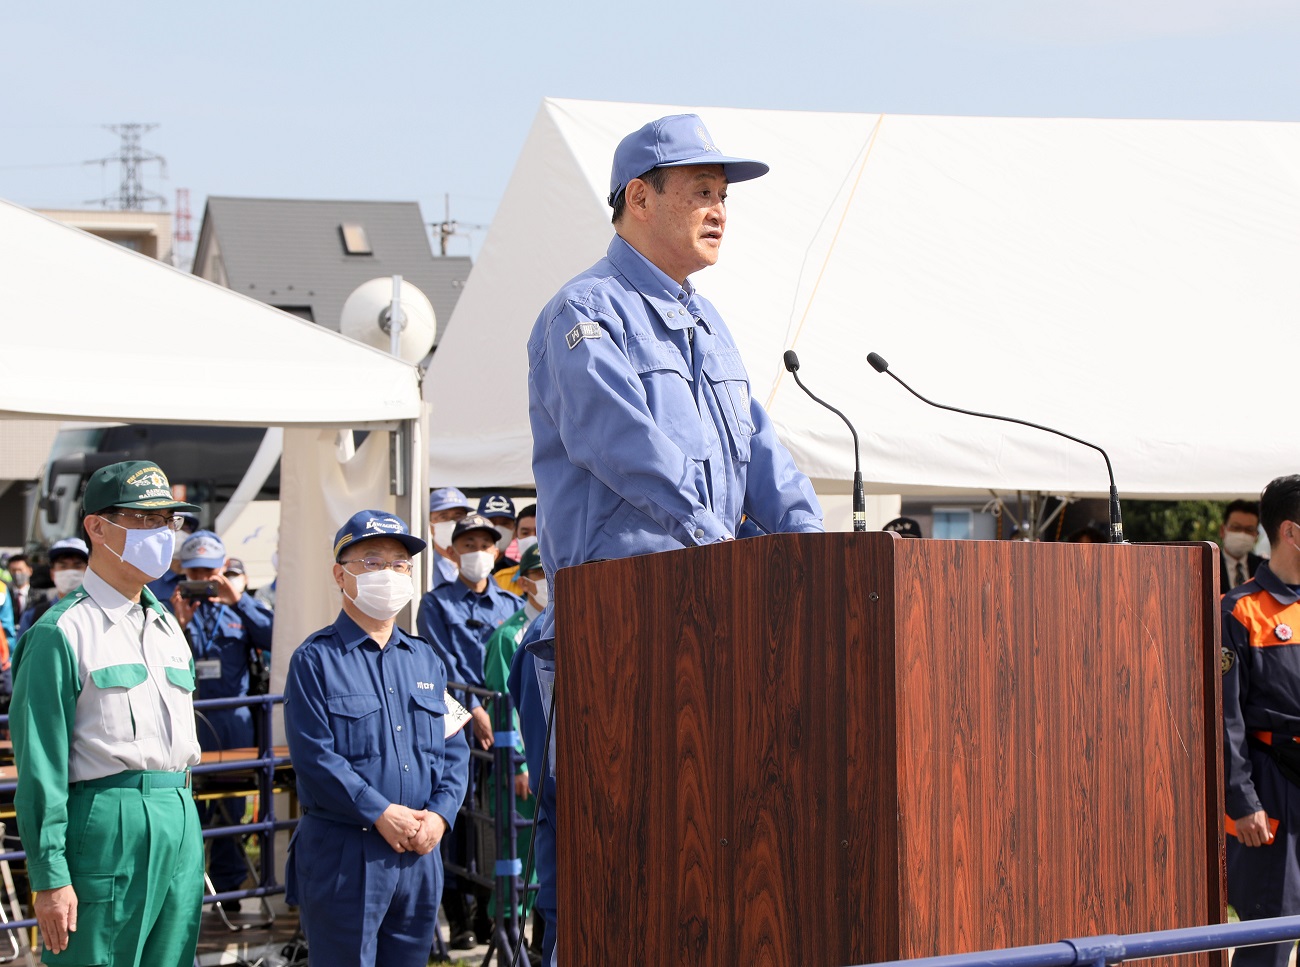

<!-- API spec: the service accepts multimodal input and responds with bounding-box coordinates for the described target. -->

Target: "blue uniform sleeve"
[283,645,391,825]
[417,591,480,709]
[234,594,274,649]
[537,302,732,546]
[428,728,469,828]
[742,395,824,535]
[1221,600,1262,818]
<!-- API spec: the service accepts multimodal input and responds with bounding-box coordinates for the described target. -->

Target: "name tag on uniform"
[195,659,222,681]
[444,689,471,738]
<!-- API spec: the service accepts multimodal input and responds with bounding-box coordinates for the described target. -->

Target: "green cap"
[82,460,201,516]
[518,542,543,576]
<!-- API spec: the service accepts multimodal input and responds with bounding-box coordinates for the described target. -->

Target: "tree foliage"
[1121,499,1227,543]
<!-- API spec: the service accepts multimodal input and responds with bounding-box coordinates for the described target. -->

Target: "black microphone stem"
[789,369,867,533]
[875,364,1124,543]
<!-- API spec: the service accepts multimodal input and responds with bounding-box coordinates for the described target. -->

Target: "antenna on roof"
[431,193,487,255]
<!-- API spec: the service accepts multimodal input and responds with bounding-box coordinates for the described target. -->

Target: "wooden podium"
[555,534,1224,967]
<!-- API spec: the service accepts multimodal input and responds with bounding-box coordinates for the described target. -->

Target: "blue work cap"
[476,494,516,521]
[608,114,769,207]
[48,537,90,563]
[429,487,471,513]
[333,510,427,561]
[180,530,226,568]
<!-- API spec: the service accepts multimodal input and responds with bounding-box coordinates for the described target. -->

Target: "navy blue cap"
[333,510,427,561]
[882,517,923,539]
[608,114,769,207]
[477,493,516,521]
[452,513,502,543]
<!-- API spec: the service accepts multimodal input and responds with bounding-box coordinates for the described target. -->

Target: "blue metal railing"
[0,694,294,933]
[440,680,537,962]
[857,916,1300,967]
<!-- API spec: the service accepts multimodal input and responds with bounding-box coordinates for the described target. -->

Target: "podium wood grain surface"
[556,534,1223,967]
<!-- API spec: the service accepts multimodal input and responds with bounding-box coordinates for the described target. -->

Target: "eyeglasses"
[101,511,187,531]
[340,557,413,575]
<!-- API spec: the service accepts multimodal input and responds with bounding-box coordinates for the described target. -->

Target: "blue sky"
[3,0,1298,259]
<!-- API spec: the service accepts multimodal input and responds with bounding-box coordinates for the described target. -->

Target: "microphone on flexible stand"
[865,352,1124,543]
[783,350,866,532]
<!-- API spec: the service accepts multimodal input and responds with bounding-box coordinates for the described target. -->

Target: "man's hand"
[170,590,198,628]
[374,803,426,853]
[515,770,531,802]
[471,706,494,750]
[409,811,449,855]
[1235,810,1276,847]
[208,572,243,606]
[35,885,77,954]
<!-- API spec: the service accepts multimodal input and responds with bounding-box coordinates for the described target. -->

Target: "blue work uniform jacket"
[416,579,523,698]
[283,610,470,829]
[187,593,274,749]
[1222,563,1300,818]
[526,234,824,653]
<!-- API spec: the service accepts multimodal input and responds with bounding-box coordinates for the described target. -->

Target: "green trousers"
[48,772,204,967]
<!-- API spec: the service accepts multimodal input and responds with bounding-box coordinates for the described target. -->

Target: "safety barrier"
[440,680,537,963]
[857,915,1300,967]
[0,693,293,936]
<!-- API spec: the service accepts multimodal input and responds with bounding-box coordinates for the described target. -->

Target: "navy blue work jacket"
[526,234,823,652]
[1222,563,1300,818]
[416,579,523,695]
[284,610,470,828]
[187,594,274,700]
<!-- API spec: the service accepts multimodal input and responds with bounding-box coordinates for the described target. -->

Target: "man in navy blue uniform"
[284,510,470,967]
[417,511,522,946]
[170,529,273,905]
[428,486,472,590]
[522,113,824,965]
[1223,474,1300,967]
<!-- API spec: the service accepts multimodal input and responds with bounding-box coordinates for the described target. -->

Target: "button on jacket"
[527,234,823,649]
[10,567,201,889]
[284,610,469,829]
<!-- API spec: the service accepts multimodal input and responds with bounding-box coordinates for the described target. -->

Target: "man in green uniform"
[11,461,205,966]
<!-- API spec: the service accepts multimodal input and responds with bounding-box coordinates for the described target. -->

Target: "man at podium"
[522,113,824,965]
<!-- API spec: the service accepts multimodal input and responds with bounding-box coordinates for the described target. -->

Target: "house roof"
[193,196,469,344]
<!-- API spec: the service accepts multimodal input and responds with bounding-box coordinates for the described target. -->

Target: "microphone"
[866,352,1124,543]
[784,350,866,532]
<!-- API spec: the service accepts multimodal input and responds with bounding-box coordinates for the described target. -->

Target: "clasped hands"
[375,803,447,855]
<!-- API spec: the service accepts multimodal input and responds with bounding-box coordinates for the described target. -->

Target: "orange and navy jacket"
[1222,562,1300,818]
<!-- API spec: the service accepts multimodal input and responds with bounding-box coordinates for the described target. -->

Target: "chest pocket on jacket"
[89,663,150,742]
[702,350,754,462]
[627,337,710,459]
[410,690,448,758]
[327,694,383,761]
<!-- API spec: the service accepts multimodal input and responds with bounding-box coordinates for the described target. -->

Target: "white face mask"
[515,535,538,558]
[1223,531,1257,559]
[458,550,495,583]
[99,519,177,580]
[345,569,414,621]
[495,526,515,553]
[432,520,457,549]
[226,575,248,596]
[529,580,549,610]
[53,568,86,596]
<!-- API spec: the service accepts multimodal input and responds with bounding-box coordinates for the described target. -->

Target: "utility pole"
[431,193,487,256]
[86,123,167,210]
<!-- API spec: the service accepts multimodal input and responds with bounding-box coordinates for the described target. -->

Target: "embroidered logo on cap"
[696,126,717,153]
[566,322,601,350]
[364,517,403,533]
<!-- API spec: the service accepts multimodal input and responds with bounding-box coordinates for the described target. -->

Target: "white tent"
[426,98,1300,501]
[0,199,428,691]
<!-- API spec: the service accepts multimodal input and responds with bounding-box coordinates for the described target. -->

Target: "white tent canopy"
[0,200,422,428]
[426,98,1300,500]
[0,199,428,697]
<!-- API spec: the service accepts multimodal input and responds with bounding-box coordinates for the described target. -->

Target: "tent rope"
[765,114,887,410]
